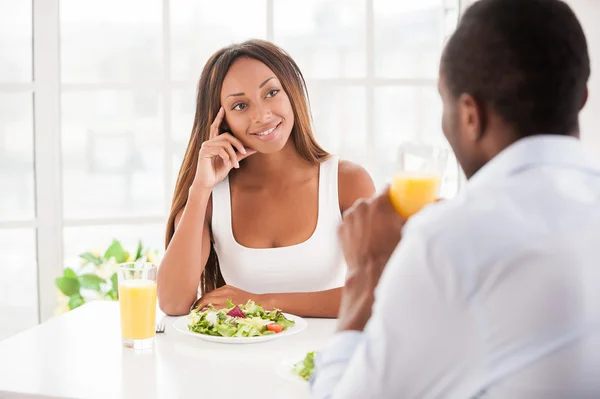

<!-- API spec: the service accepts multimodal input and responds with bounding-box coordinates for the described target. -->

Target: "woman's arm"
[337,160,376,213]
[190,285,343,318]
[157,188,212,316]
[260,289,343,317]
[158,106,255,316]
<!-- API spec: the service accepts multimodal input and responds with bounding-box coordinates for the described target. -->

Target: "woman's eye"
[232,103,247,111]
[266,89,279,98]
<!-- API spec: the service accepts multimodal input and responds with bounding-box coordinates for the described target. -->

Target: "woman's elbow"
[157,285,193,316]
[158,298,190,316]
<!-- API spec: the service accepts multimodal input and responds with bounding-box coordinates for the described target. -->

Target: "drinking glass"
[389,142,449,218]
[118,262,157,349]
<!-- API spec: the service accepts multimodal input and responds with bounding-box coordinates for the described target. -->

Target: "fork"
[155,324,166,334]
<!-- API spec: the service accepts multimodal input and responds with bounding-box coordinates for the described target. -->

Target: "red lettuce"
[226,305,246,318]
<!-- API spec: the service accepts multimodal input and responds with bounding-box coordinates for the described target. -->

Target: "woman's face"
[220,58,294,153]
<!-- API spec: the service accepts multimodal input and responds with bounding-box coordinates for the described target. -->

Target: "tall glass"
[389,143,449,218]
[118,262,157,349]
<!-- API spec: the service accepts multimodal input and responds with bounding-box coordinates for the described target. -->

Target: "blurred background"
[1,0,599,341]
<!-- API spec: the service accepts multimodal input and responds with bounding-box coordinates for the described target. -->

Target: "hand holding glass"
[389,143,448,218]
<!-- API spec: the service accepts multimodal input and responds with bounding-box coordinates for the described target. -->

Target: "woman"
[158,39,375,317]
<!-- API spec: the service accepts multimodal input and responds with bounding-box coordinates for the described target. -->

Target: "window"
[0,0,460,340]
[0,0,37,340]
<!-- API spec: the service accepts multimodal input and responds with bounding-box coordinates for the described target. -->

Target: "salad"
[292,351,316,381]
[187,299,295,338]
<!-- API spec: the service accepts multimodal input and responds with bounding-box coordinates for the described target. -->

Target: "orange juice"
[389,174,440,218]
[119,279,157,340]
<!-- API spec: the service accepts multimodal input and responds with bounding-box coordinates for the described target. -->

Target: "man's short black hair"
[441,0,590,137]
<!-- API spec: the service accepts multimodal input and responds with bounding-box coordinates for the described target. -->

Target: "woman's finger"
[209,107,225,139]
[216,148,231,168]
[237,149,257,162]
[193,296,210,311]
[201,144,231,168]
[204,297,225,310]
[214,133,247,155]
[221,142,239,169]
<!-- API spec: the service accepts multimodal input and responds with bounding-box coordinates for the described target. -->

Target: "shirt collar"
[466,134,600,189]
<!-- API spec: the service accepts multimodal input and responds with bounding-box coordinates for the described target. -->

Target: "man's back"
[483,227,600,398]
[313,135,600,399]
[402,135,600,397]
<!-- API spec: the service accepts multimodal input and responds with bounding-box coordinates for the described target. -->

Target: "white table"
[0,301,337,399]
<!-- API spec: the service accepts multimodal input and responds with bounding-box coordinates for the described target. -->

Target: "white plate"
[172,313,307,344]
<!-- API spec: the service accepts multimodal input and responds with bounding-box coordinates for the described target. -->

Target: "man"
[311,0,600,398]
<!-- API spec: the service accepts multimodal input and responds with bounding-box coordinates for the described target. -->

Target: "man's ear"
[581,86,589,111]
[458,93,486,142]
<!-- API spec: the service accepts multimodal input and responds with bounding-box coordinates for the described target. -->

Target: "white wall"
[565,0,600,156]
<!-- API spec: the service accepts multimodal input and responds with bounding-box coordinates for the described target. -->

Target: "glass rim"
[118,262,158,271]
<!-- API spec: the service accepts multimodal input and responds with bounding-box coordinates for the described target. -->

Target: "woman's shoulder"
[337,159,376,213]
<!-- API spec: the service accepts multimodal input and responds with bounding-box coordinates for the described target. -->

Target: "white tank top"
[211,155,346,294]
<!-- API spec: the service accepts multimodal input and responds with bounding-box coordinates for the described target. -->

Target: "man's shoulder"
[401,187,523,269]
[403,190,497,243]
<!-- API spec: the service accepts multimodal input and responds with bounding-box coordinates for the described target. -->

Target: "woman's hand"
[192,107,257,191]
[192,285,260,311]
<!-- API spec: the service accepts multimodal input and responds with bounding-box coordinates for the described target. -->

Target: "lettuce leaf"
[293,351,316,381]
[226,305,246,318]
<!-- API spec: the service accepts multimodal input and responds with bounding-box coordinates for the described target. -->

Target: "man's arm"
[311,231,476,399]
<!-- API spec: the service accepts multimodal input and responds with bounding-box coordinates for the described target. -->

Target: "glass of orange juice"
[118,262,157,349]
[389,143,449,219]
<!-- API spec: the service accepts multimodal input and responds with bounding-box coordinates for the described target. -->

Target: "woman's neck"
[234,139,314,185]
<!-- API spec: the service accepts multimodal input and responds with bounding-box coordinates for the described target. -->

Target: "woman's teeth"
[255,126,277,136]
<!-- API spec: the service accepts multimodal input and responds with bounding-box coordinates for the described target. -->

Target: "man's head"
[439,0,590,178]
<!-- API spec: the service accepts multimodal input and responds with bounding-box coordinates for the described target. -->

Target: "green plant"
[55,239,159,312]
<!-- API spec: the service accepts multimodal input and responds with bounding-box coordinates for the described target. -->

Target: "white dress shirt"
[311,135,600,399]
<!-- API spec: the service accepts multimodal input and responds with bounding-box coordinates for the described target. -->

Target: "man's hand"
[337,188,405,332]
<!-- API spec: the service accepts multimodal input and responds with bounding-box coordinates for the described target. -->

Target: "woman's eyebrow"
[258,76,276,88]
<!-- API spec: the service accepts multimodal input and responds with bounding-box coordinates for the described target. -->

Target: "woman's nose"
[252,103,272,123]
